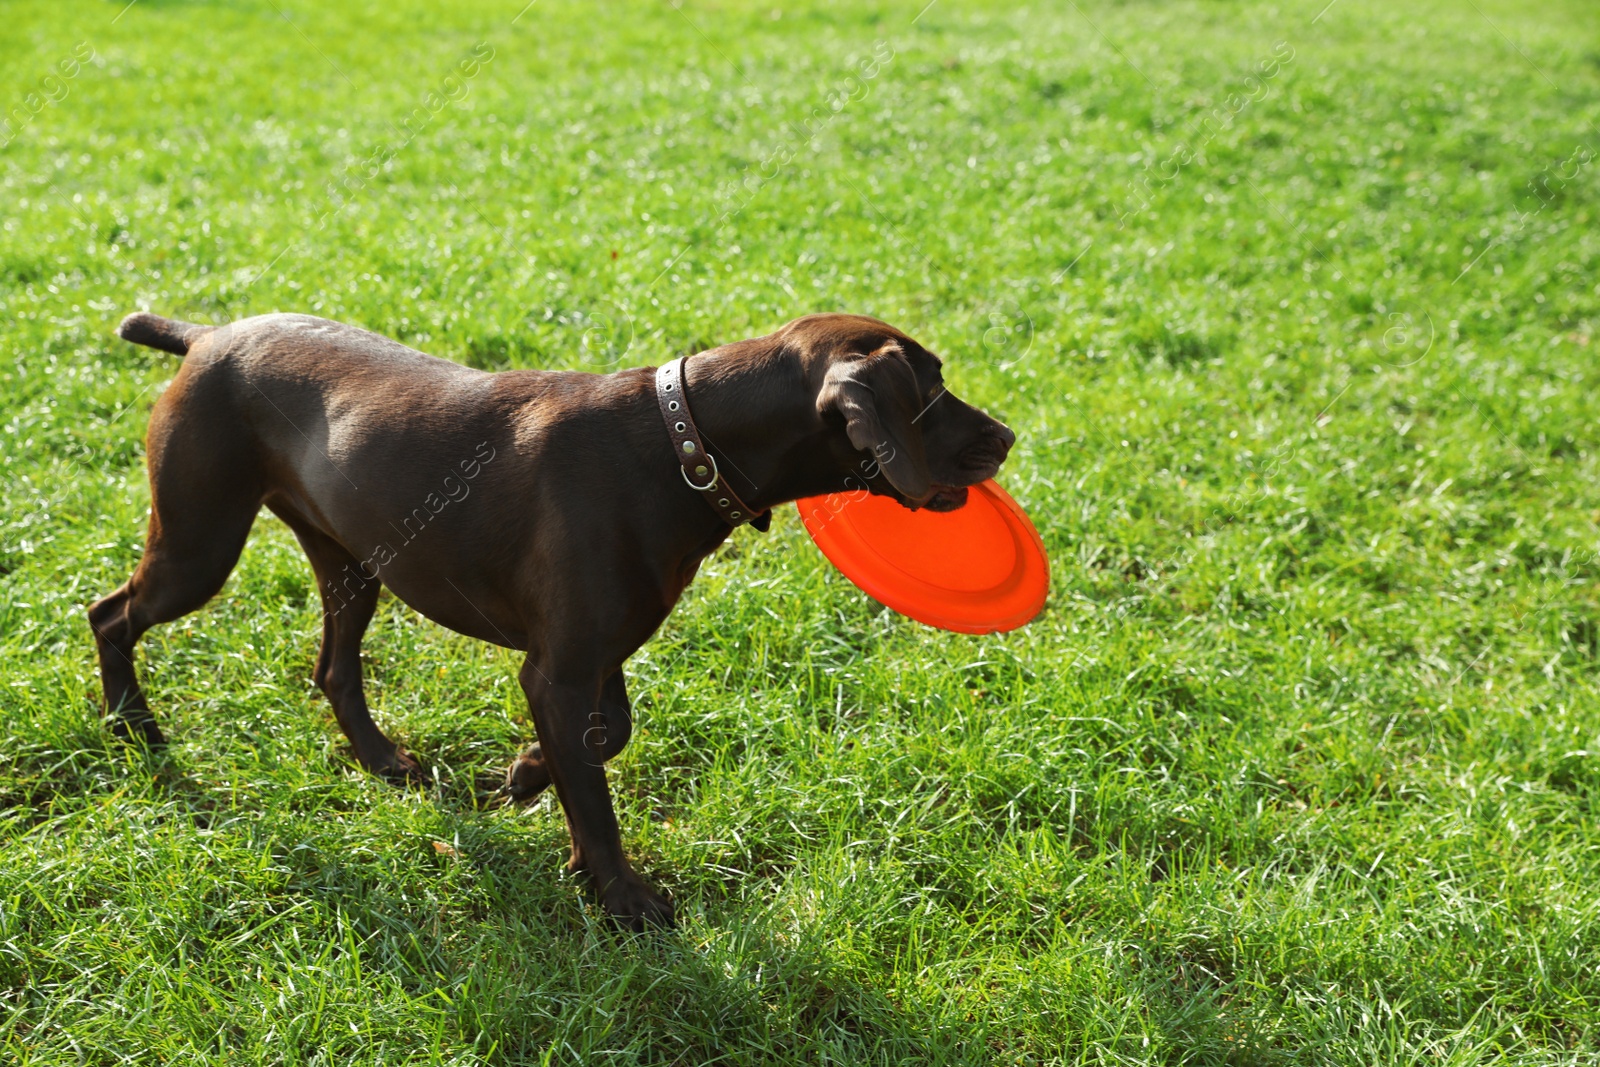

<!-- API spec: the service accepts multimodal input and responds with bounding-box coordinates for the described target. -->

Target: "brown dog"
[91,310,1014,927]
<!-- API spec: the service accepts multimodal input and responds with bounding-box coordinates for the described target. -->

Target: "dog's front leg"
[505,670,632,802]
[518,657,673,930]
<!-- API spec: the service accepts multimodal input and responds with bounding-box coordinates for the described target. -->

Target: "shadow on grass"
[1,738,990,1062]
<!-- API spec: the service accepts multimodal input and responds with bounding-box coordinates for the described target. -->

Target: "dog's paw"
[110,714,167,749]
[503,749,552,803]
[374,749,427,787]
[600,876,676,932]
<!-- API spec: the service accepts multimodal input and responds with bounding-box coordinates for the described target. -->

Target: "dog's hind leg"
[277,513,423,783]
[505,669,632,802]
[88,397,261,746]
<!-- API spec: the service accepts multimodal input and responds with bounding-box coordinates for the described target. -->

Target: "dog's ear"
[816,341,933,500]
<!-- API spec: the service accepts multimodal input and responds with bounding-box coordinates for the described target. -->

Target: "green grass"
[3,0,1600,1061]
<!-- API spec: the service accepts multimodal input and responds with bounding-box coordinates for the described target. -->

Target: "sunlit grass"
[3,0,1599,1062]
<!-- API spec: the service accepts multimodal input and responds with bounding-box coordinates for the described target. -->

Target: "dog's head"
[796,314,1015,512]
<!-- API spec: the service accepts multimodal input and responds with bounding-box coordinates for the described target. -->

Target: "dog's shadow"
[5,741,981,1059]
[255,778,986,1062]
[326,765,987,1059]
[337,823,980,1062]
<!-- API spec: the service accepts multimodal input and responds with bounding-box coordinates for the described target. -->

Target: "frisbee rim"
[797,479,1048,634]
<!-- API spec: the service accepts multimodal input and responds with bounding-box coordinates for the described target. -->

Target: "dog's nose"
[993,422,1016,452]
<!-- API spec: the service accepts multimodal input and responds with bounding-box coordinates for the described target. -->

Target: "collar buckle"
[681,452,720,492]
[655,356,770,532]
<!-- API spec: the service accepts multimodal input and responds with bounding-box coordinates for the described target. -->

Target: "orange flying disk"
[797,479,1048,634]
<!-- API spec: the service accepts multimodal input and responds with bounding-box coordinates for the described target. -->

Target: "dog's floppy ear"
[816,341,933,500]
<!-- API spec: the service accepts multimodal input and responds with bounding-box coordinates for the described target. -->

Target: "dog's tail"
[116,312,214,356]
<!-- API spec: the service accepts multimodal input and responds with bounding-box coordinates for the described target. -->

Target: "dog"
[91,310,1015,928]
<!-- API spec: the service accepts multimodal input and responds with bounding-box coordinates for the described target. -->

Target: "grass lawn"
[4,0,1600,1061]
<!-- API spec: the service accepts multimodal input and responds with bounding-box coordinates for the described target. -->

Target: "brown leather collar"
[655,356,771,532]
